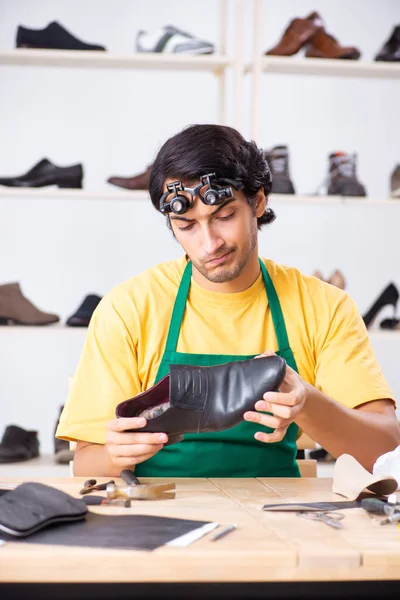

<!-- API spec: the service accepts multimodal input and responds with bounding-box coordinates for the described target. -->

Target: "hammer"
[106,469,176,501]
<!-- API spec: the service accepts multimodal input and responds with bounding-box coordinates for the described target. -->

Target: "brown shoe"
[327,269,346,290]
[306,28,361,59]
[265,12,323,56]
[0,282,59,325]
[107,165,152,191]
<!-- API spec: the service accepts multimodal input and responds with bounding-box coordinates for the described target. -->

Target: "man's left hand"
[243,351,309,443]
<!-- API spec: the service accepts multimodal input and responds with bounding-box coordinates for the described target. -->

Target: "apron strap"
[164,261,193,354]
[162,258,298,372]
[259,260,299,372]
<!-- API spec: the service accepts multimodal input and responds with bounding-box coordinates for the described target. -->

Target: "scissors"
[297,511,345,529]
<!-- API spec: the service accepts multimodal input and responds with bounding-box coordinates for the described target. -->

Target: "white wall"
[0,0,399,453]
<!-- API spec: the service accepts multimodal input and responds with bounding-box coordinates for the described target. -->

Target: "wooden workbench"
[1,477,400,599]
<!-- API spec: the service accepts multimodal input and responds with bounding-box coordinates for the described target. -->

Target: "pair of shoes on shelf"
[0,425,39,463]
[363,283,400,330]
[375,25,400,62]
[0,159,83,189]
[16,21,106,51]
[265,147,366,197]
[312,270,346,290]
[266,12,360,60]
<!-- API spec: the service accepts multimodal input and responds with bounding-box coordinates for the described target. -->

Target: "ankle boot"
[116,355,286,444]
[264,146,295,194]
[0,283,59,325]
[327,152,366,197]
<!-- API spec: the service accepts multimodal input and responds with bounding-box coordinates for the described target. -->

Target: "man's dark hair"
[149,124,275,229]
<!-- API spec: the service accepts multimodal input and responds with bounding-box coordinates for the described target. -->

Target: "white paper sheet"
[166,521,219,547]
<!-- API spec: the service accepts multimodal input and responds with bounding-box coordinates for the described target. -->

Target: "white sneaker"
[136,25,214,54]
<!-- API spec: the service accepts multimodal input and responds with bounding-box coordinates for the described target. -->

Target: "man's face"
[165,179,265,284]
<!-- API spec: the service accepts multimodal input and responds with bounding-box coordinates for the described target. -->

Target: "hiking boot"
[264,145,295,194]
[327,152,366,196]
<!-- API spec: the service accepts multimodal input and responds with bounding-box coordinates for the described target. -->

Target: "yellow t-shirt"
[57,256,394,445]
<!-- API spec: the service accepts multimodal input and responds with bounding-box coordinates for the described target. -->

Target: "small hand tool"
[82,495,131,508]
[297,511,345,529]
[105,469,175,501]
[79,479,115,495]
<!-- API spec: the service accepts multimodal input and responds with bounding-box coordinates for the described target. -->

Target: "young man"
[57,124,399,477]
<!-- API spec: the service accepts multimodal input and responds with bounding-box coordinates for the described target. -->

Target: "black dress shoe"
[375,25,400,61]
[0,158,83,188]
[66,294,102,327]
[116,355,286,443]
[0,425,39,463]
[16,21,106,51]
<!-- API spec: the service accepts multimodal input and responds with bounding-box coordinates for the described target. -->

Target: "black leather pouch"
[0,482,87,537]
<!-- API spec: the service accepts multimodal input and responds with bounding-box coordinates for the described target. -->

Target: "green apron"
[135,259,300,478]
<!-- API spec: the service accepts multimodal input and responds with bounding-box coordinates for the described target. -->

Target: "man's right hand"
[105,417,168,468]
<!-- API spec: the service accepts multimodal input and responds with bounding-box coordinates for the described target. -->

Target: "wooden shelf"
[247,56,400,79]
[0,49,232,73]
[0,188,399,205]
[0,187,149,200]
[268,194,400,205]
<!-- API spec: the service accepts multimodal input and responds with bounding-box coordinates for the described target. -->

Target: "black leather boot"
[0,158,83,188]
[0,425,39,463]
[116,355,286,443]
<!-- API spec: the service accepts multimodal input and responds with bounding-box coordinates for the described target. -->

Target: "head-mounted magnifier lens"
[159,172,244,215]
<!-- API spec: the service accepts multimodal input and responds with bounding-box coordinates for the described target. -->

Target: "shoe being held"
[375,25,400,62]
[116,355,286,444]
[0,282,59,326]
[0,158,83,189]
[264,145,295,194]
[136,25,214,54]
[327,152,366,197]
[16,21,106,51]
